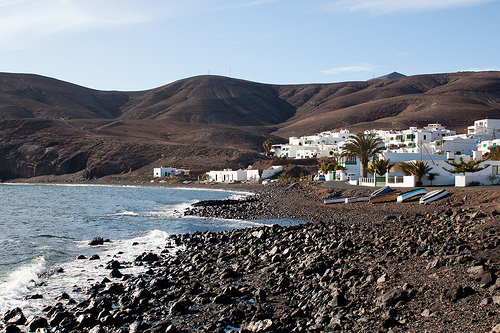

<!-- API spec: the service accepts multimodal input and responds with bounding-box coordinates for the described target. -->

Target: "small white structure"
[206,166,283,183]
[154,167,190,178]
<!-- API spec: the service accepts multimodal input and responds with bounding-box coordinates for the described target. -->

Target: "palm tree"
[427,172,440,186]
[367,158,394,177]
[320,158,345,175]
[399,161,433,187]
[263,138,274,157]
[443,157,485,175]
[341,133,384,178]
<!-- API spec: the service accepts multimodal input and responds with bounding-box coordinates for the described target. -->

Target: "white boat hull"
[397,188,427,203]
[324,197,346,204]
[345,196,369,203]
[419,189,448,204]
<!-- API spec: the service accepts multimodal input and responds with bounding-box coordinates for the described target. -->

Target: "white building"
[153,167,190,178]
[272,129,351,159]
[478,138,500,154]
[206,166,283,183]
[468,119,500,139]
[366,124,456,153]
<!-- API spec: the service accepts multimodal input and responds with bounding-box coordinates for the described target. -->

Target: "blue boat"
[397,188,427,203]
[370,186,391,198]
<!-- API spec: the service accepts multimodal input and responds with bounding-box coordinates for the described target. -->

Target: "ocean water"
[0,184,283,318]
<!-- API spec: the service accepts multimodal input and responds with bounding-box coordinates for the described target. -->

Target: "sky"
[0,0,499,91]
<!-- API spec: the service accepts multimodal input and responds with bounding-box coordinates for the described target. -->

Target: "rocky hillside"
[1,71,500,180]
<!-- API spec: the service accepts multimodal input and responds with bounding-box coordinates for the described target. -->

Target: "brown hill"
[0,72,128,119]
[1,71,500,180]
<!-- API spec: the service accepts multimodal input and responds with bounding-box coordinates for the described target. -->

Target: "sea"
[0,183,291,318]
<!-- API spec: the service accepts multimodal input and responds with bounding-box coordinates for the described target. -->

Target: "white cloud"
[0,0,151,49]
[324,0,499,14]
[321,64,373,75]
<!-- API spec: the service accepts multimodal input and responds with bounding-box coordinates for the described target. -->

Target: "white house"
[477,138,500,154]
[366,124,456,153]
[206,166,283,183]
[272,129,351,159]
[206,169,247,183]
[427,136,478,156]
[468,119,500,139]
[154,167,190,178]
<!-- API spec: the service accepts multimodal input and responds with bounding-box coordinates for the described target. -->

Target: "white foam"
[0,230,179,318]
[0,257,46,315]
[108,209,140,216]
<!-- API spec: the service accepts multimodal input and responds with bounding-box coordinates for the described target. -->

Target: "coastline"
[2,179,500,332]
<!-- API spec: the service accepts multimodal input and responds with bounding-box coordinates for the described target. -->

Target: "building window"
[423,135,427,140]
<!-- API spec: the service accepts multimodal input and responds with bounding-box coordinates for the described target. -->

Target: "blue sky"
[0,0,499,91]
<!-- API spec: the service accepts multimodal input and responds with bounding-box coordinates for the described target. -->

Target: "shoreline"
[2,180,500,332]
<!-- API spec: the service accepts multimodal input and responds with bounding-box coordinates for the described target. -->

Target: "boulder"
[26,316,48,332]
[3,308,26,325]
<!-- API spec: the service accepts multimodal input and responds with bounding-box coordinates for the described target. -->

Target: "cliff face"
[1,71,499,180]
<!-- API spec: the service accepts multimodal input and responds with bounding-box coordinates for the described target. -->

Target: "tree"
[486,146,500,161]
[427,172,440,186]
[399,161,433,187]
[263,138,274,157]
[487,174,498,185]
[367,158,394,177]
[443,157,485,175]
[341,133,384,178]
[319,158,345,175]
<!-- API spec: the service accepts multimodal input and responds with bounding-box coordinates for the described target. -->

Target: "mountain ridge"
[1,70,500,180]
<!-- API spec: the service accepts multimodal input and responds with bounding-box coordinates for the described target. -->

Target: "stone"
[76,313,96,328]
[27,317,48,332]
[491,323,500,333]
[467,265,485,279]
[243,319,274,332]
[481,271,496,288]
[421,309,431,317]
[375,289,407,307]
[426,258,443,270]
[88,325,106,333]
[88,237,105,246]
[109,268,123,278]
[442,285,464,302]
[135,252,160,262]
[3,307,27,325]
[377,274,387,284]
[5,324,22,333]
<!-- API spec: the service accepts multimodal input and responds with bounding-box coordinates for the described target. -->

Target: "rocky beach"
[3,182,500,333]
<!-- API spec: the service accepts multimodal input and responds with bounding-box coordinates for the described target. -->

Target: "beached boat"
[396,188,427,203]
[345,196,369,203]
[370,186,391,198]
[324,197,347,204]
[419,189,448,204]
[369,191,401,203]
